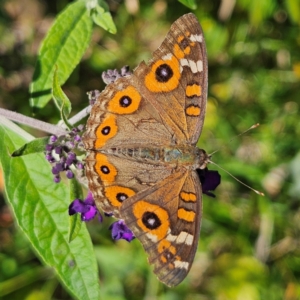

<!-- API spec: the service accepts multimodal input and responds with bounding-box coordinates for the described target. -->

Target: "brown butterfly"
[83,13,210,286]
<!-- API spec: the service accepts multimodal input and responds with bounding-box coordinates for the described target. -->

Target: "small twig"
[0,108,67,136]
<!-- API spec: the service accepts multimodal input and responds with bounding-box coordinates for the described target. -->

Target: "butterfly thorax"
[101,146,208,170]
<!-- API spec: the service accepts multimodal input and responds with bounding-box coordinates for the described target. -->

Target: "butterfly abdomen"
[101,146,208,168]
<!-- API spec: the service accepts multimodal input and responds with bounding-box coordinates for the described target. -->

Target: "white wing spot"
[180,59,202,73]
[146,233,158,242]
[180,58,189,68]
[166,233,177,242]
[197,60,203,72]
[176,231,194,245]
[189,60,198,73]
[162,53,173,61]
[190,34,203,43]
[174,260,189,270]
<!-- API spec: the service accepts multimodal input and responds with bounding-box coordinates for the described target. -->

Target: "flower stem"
[0,108,67,136]
[68,105,92,126]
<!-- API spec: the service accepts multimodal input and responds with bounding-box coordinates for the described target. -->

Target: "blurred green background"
[1,0,300,299]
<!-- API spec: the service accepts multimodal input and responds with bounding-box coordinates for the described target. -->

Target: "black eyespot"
[101,126,111,135]
[164,251,174,261]
[119,96,132,107]
[100,165,110,174]
[142,211,161,230]
[155,64,173,82]
[116,193,128,203]
[180,38,190,49]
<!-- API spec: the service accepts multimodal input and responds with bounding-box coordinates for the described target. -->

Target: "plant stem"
[68,105,92,126]
[0,108,67,136]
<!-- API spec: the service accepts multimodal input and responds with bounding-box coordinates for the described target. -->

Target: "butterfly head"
[195,148,210,170]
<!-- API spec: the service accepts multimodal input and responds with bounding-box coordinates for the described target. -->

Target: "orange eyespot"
[95,114,117,148]
[133,201,170,240]
[145,56,180,93]
[108,86,141,114]
[94,153,117,183]
[105,186,135,207]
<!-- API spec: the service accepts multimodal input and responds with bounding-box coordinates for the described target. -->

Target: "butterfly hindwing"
[85,151,175,218]
[120,170,202,286]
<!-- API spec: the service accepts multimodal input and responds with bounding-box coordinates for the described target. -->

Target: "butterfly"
[83,13,210,286]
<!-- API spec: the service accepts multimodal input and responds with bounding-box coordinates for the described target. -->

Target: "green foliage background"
[1,0,300,299]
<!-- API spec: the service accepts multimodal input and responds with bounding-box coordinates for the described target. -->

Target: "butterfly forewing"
[134,13,208,145]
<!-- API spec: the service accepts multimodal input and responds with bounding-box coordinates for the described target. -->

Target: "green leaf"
[249,0,274,26]
[178,0,197,10]
[11,136,49,157]
[68,178,83,242]
[52,67,72,129]
[90,2,117,34]
[30,0,93,108]
[0,125,101,300]
[285,0,300,25]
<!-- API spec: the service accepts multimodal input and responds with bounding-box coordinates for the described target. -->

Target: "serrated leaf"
[0,124,101,300]
[30,1,93,108]
[11,136,49,157]
[91,4,117,34]
[178,0,197,10]
[69,178,83,242]
[52,67,72,129]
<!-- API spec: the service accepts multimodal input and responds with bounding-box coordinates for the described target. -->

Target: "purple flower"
[69,191,102,222]
[50,135,58,143]
[44,125,85,183]
[66,170,74,179]
[197,168,221,198]
[109,220,135,242]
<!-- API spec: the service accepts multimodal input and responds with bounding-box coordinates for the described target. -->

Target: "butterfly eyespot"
[100,165,110,174]
[104,186,135,208]
[155,64,173,83]
[101,126,111,135]
[179,37,190,49]
[145,57,180,92]
[116,192,128,202]
[119,96,132,108]
[164,251,174,260]
[142,211,161,229]
[108,86,141,114]
[133,201,170,240]
[95,114,117,148]
[94,153,117,183]
[160,247,176,264]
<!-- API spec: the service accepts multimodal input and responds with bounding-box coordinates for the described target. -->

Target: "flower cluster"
[102,65,131,85]
[45,125,85,183]
[69,191,135,242]
[69,191,102,222]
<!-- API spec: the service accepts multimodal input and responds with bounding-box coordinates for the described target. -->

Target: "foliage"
[0,0,300,299]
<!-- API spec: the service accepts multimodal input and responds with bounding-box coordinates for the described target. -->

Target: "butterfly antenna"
[208,159,265,196]
[209,123,260,156]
